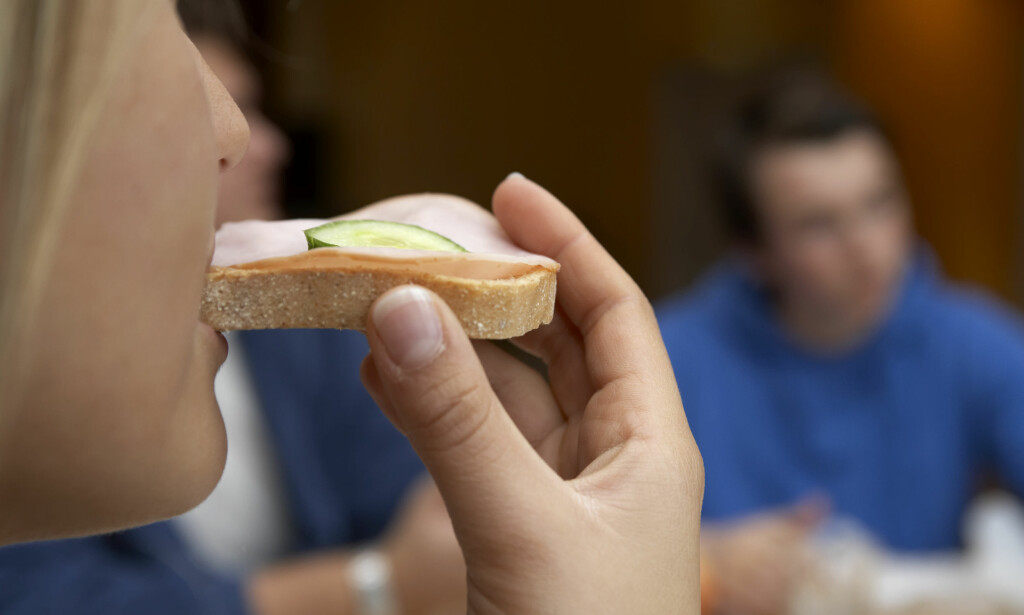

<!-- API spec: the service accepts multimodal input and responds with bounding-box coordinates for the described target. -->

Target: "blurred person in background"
[657,73,1024,615]
[0,5,467,614]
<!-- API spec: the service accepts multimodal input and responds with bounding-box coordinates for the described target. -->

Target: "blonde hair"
[0,1,157,399]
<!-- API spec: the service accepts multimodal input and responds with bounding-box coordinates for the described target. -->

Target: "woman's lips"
[206,229,216,268]
[198,321,228,363]
[200,227,227,363]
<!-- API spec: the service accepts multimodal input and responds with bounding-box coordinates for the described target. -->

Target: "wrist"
[346,548,399,615]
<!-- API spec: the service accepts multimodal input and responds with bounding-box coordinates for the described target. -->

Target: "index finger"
[492,174,676,396]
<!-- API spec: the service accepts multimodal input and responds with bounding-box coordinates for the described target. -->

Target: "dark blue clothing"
[0,329,425,614]
[657,254,1024,552]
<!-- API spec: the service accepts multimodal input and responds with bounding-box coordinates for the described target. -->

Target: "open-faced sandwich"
[201,194,559,339]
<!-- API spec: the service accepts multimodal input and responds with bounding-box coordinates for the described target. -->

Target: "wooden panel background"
[833,0,1024,299]
[252,0,1023,303]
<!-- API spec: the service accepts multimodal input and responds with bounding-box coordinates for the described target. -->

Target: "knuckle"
[403,371,496,454]
[578,291,642,337]
[664,440,705,504]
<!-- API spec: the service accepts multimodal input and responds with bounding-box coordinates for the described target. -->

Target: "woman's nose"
[197,53,250,171]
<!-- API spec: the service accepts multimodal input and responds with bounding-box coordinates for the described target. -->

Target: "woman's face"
[0,2,249,542]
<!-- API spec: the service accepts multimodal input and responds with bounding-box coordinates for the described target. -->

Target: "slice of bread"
[201,193,560,339]
[200,263,557,340]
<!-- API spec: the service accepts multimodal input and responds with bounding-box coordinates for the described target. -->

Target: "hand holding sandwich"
[361,174,704,614]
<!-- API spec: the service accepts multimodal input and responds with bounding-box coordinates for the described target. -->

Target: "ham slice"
[201,194,559,339]
[212,193,559,274]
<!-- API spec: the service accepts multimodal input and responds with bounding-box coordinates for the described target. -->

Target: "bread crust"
[200,265,557,339]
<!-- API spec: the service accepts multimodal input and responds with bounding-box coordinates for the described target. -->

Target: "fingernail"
[505,171,526,181]
[372,286,444,370]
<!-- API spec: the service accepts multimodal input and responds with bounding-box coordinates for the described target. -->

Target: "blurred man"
[0,6,466,615]
[657,73,1024,615]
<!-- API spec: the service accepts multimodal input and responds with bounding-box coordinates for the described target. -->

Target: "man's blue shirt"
[656,252,1024,551]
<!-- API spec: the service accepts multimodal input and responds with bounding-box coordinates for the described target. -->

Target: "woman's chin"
[162,397,229,519]
[168,333,230,516]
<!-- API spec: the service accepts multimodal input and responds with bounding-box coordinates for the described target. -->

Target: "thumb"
[362,285,550,524]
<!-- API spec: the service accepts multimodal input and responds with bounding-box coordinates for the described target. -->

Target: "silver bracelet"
[346,549,399,615]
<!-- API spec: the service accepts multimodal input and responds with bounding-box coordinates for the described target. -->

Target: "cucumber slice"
[304,220,467,252]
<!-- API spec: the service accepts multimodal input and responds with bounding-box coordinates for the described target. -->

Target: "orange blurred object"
[700,552,720,615]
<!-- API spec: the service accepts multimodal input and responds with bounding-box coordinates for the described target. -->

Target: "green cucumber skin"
[303,220,467,252]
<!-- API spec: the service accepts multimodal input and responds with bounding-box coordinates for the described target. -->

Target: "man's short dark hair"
[715,71,886,243]
[177,0,247,47]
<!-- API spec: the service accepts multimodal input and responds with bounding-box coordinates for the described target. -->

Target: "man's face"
[194,36,290,227]
[750,130,912,332]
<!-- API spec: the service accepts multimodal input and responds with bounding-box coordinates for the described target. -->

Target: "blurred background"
[241,0,1024,304]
